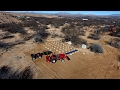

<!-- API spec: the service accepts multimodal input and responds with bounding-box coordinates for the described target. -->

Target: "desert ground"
[0,12,120,79]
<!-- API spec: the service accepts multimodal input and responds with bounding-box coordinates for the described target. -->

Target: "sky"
[4,11,120,15]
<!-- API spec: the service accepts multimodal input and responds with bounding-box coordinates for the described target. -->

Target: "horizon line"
[3,11,120,16]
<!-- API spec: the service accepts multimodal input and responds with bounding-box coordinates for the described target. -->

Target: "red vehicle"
[46,54,57,63]
[46,53,70,63]
[57,54,70,62]
[50,54,57,63]
[46,55,50,62]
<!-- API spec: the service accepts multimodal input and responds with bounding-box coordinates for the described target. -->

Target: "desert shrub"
[63,35,71,42]
[89,44,104,53]
[51,33,59,38]
[61,24,86,37]
[33,25,49,32]
[0,66,33,79]
[2,23,27,34]
[0,42,8,49]
[17,29,27,34]
[23,35,33,41]
[71,36,87,46]
[51,30,59,38]
[87,33,101,40]
[62,24,87,46]
[79,30,86,36]
[35,31,50,39]
[94,29,102,34]
[118,55,120,62]
[51,23,59,28]
[2,35,14,39]
[33,35,43,43]
[108,38,120,49]
[14,40,25,45]
[109,31,120,37]
[0,65,11,79]
[63,35,87,46]
[22,19,38,28]
[0,40,25,50]
[58,34,63,38]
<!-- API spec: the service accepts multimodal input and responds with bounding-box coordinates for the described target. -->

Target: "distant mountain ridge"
[110,14,120,16]
[5,11,120,17]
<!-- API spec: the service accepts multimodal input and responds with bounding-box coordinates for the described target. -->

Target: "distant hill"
[110,14,120,16]
[0,12,20,23]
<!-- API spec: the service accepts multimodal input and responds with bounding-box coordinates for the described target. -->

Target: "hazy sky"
[5,11,120,15]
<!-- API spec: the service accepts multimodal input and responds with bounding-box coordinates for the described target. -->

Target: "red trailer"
[46,53,70,63]
[46,54,57,63]
[46,55,50,62]
[58,54,70,62]
[50,53,58,63]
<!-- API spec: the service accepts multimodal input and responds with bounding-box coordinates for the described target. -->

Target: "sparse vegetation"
[2,35,14,39]
[89,43,104,53]
[0,65,33,79]
[107,38,120,49]
[0,40,25,51]
[87,33,101,40]
[109,28,120,37]
[1,22,27,35]
[61,25,87,46]
[33,35,43,43]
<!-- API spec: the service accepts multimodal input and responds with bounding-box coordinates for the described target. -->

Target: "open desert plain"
[0,11,120,79]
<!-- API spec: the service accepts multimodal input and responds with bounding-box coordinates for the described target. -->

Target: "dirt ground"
[0,12,120,79]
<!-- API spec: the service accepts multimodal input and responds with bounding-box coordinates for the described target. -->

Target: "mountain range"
[6,11,120,17]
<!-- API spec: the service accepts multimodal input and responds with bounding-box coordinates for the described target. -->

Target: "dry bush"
[63,35,71,42]
[35,31,50,39]
[1,33,14,39]
[33,25,49,32]
[79,30,86,36]
[63,35,87,46]
[33,35,43,43]
[87,33,101,40]
[51,33,59,38]
[2,22,27,34]
[0,66,33,79]
[23,35,33,41]
[89,43,104,53]
[0,42,8,49]
[71,36,87,46]
[33,28,50,43]
[62,25,87,46]
[2,35,14,39]
[94,29,102,34]
[61,25,84,36]
[118,55,120,62]
[109,28,120,37]
[107,38,120,49]
[0,40,25,50]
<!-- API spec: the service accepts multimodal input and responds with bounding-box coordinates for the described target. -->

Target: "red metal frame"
[46,55,50,62]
